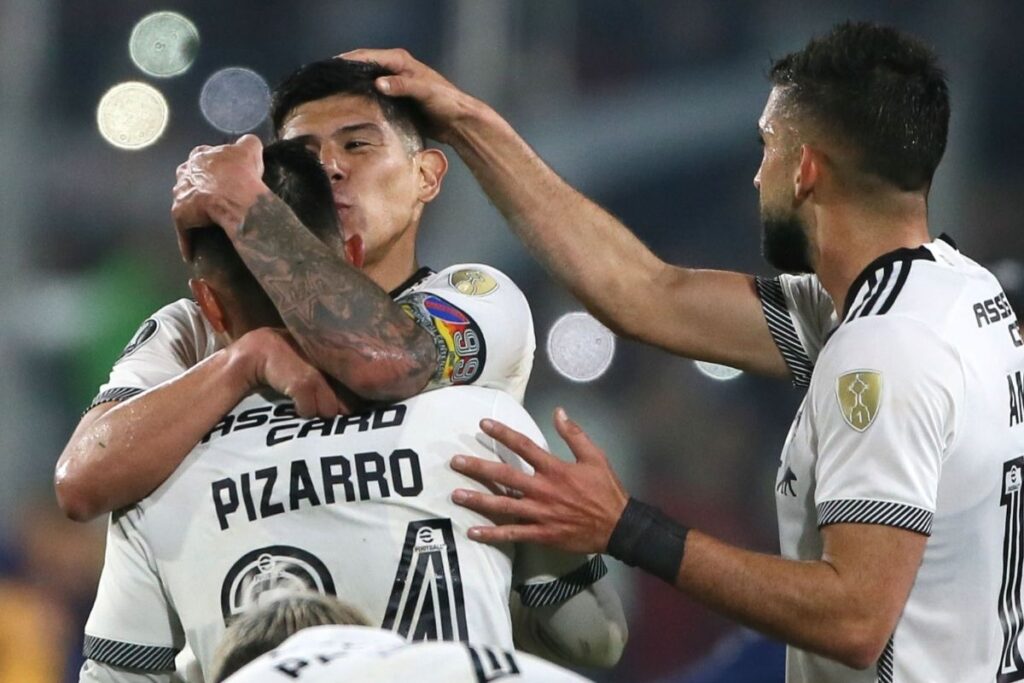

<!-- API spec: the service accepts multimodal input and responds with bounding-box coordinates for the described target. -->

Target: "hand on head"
[172,134,270,260]
[338,48,477,146]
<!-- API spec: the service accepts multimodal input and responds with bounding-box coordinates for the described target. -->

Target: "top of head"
[270,58,427,151]
[768,21,950,193]
[188,139,342,329]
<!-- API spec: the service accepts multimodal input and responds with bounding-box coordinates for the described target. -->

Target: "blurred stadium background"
[1,1,1021,680]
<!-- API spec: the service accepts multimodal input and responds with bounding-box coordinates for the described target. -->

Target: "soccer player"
[220,626,594,683]
[55,59,535,522]
[211,593,591,683]
[78,145,625,682]
[344,22,1024,682]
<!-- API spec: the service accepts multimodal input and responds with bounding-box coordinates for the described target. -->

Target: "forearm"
[674,531,887,669]
[446,103,669,336]
[55,349,252,521]
[233,193,434,399]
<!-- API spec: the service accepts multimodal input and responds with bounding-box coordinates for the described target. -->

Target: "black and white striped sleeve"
[755,276,815,387]
[515,555,609,607]
[817,499,934,536]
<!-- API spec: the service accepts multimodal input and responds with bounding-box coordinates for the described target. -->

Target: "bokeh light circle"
[199,67,271,134]
[694,360,743,381]
[96,82,169,150]
[547,312,616,382]
[129,11,199,78]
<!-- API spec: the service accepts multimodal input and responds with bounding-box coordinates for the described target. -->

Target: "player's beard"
[761,208,813,274]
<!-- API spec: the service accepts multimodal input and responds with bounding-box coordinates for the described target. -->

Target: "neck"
[363,227,420,294]
[811,193,930,318]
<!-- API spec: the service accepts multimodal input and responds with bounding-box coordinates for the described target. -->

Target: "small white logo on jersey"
[1005,465,1022,496]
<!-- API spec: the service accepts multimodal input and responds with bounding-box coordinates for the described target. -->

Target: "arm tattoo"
[233,194,435,399]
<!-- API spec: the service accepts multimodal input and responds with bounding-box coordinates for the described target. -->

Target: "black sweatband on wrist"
[606,497,688,583]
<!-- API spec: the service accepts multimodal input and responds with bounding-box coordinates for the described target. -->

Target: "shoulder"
[415,263,526,300]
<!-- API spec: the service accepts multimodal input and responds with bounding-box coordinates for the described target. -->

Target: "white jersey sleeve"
[89,300,217,410]
[78,660,172,683]
[223,625,592,683]
[755,274,837,387]
[398,264,536,403]
[82,508,184,677]
[808,315,963,531]
[481,398,624,668]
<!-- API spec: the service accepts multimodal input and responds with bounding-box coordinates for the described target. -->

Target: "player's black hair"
[189,139,342,330]
[210,593,369,683]
[271,58,426,150]
[769,21,950,192]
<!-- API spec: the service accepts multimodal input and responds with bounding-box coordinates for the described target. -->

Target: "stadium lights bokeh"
[547,312,616,382]
[129,11,199,78]
[200,67,271,134]
[694,360,743,381]
[96,81,169,150]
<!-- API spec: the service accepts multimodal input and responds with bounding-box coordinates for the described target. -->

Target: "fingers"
[552,407,605,465]
[465,522,549,546]
[479,419,557,474]
[450,454,535,494]
[451,488,545,526]
[338,48,412,71]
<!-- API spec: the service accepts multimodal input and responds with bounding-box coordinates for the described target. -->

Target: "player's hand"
[450,408,629,554]
[171,135,270,260]
[337,48,479,145]
[232,328,351,418]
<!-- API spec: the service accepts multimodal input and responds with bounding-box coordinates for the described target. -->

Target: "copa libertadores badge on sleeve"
[836,370,882,432]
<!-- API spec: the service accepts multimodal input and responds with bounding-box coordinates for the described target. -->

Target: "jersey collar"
[389,266,434,299]
[841,243,938,320]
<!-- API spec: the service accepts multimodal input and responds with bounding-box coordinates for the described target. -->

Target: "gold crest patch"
[449,269,498,296]
[835,370,882,432]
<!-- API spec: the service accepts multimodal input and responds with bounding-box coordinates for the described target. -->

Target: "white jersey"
[223,625,591,683]
[90,263,535,408]
[759,236,1024,682]
[82,386,607,681]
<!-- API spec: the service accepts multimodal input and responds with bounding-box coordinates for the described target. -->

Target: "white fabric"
[772,238,1024,682]
[82,386,597,682]
[775,273,838,365]
[223,625,591,683]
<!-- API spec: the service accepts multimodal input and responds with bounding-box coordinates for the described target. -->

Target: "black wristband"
[606,497,689,583]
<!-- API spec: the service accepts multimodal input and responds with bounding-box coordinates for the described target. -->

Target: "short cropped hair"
[769,21,950,192]
[210,593,369,682]
[189,139,342,326]
[271,58,426,151]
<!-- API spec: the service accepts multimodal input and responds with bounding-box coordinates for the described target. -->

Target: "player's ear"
[416,148,448,204]
[794,144,820,202]
[190,278,229,334]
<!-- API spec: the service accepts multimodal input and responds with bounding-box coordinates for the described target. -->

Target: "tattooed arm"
[233,193,435,400]
[173,135,436,401]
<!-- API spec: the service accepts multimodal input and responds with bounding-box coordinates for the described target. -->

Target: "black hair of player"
[189,139,342,330]
[210,593,369,682]
[271,58,426,151]
[769,21,950,192]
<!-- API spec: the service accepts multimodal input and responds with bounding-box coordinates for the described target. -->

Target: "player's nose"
[320,146,348,182]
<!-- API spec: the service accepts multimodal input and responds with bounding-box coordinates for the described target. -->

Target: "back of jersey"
[921,241,1024,681]
[788,238,1024,682]
[139,385,539,677]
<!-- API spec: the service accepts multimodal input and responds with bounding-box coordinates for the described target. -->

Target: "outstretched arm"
[56,328,342,521]
[342,49,790,378]
[172,136,436,400]
[451,410,925,670]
